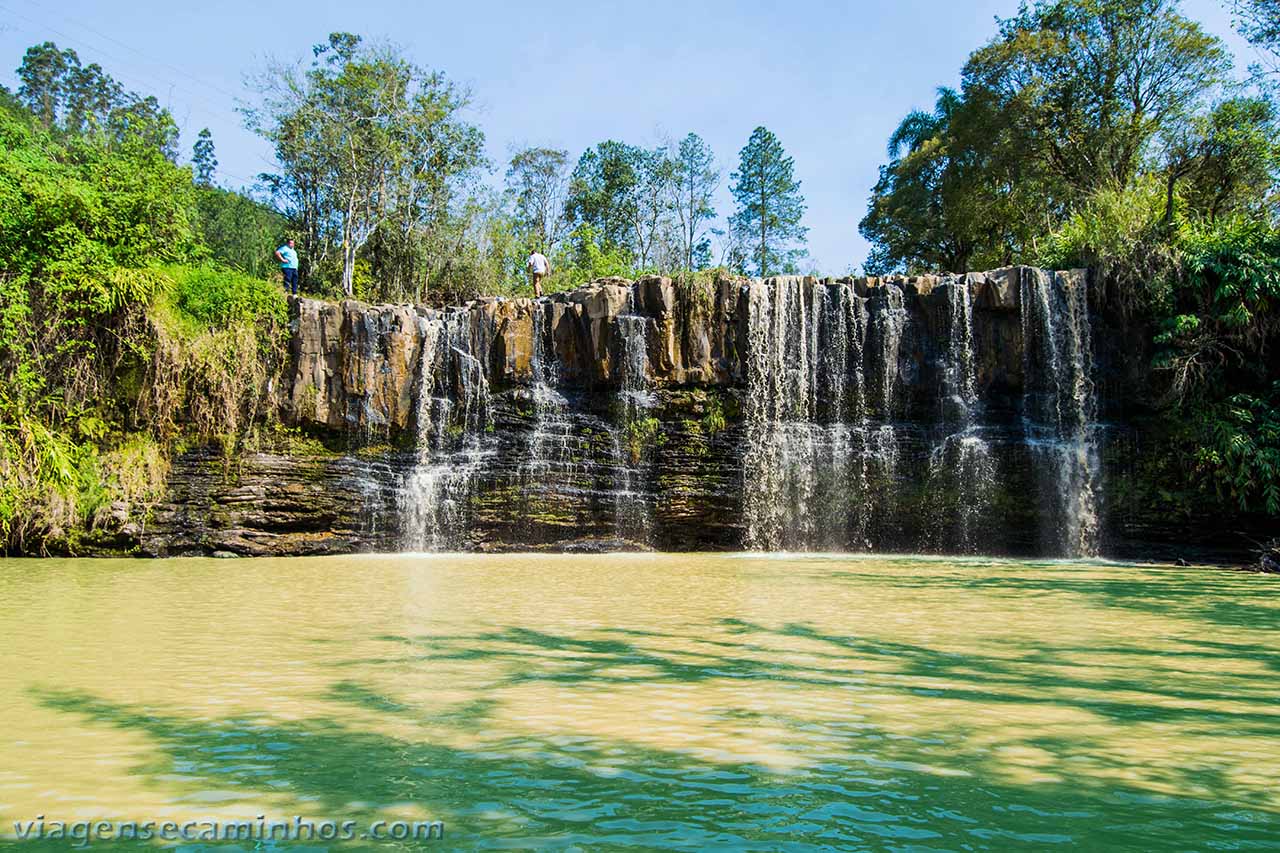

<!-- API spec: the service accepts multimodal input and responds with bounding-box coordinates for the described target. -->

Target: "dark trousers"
[282,267,298,295]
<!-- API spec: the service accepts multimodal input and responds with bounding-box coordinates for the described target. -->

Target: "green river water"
[0,554,1276,851]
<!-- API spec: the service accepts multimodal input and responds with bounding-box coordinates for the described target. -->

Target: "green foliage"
[192,127,217,186]
[506,147,570,254]
[866,0,1280,522]
[729,126,808,276]
[865,0,1238,275]
[546,224,636,291]
[565,140,680,270]
[622,415,662,465]
[1038,176,1182,311]
[1166,98,1279,222]
[247,32,485,299]
[965,0,1228,195]
[165,264,286,330]
[1191,383,1280,514]
[1180,218,1280,333]
[1231,0,1280,77]
[701,393,727,435]
[194,185,288,279]
[0,55,286,551]
[671,133,719,274]
[17,41,180,158]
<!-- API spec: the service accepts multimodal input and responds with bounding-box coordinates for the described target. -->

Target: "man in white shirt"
[526,249,550,297]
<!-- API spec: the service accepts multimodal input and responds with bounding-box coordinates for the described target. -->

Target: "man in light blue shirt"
[275,239,299,295]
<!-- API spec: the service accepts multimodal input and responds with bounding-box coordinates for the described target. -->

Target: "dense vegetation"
[0,35,810,552]
[0,45,285,552]
[860,0,1280,527]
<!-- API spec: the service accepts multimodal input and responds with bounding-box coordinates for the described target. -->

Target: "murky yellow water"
[0,554,1276,850]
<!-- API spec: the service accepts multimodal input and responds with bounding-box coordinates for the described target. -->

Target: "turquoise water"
[0,554,1276,850]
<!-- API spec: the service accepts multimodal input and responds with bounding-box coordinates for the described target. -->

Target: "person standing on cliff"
[526,248,550,297]
[275,239,299,296]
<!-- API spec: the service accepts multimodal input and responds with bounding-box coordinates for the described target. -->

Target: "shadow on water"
[356,622,1280,733]
[817,565,1280,632]
[18,606,1280,853]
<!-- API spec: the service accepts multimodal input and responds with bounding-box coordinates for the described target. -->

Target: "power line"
[24,0,243,102]
[0,7,270,187]
[0,4,246,128]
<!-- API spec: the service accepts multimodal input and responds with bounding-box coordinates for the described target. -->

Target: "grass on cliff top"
[157,264,287,332]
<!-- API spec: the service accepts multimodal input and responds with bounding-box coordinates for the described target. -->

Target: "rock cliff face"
[135,267,1253,560]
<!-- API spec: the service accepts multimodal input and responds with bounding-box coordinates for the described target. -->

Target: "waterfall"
[398,310,493,551]
[1020,269,1102,557]
[927,277,996,553]
[362,268,1103,556]
[522,304,576,490]
[612,296,655,544]
[868,283,908,419]
[742,278,886,550]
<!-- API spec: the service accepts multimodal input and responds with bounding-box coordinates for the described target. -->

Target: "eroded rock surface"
[129,268,1271,562]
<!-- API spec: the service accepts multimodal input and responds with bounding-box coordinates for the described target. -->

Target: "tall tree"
[505,146,570,253]
[729,126,807,277]
[192,127,217,186]
[15,41,177,158]
[15,42,67,128]
[860,88,1036,273]
[565,140,641,258]
[564,140,675,270]
[246,32,483,297]
[964,0,1229,196]
[669,133,719,272]
[1161,97,1278,222]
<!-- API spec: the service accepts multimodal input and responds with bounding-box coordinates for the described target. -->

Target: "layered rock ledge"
[131,268,1266,562]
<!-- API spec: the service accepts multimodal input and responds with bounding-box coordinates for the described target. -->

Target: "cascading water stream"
[522,303,577,491]
[373,269,1102,556]
[743,278,891,551]
[927,277,996,553]
[398,310,494,551]
[1020,269,1102,557]
[612,293,655,544]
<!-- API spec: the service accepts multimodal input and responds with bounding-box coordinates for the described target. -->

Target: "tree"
[195,186,286,277]
[964,0,1229,197]
[1162,97,1279,223]
[860,88,1042,273]
[15,42,178,159]
[564,140,676,270]
[15,42,67,128]
[729,126,807,277]
[565,141,641,260]
[505,146,570,253]
[192,127,217,186]
[1231,0,1280,76]
[669,133,719,272]
[246,32,484,298]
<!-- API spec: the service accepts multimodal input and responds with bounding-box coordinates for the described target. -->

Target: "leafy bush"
[165,264,286,329]
[0,94,287,552]
[1037,177,1181,313]
[1190,383,1280,514]
[546,224,635,292]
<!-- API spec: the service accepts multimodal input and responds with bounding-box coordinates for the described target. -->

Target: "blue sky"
[0,0,1259,272]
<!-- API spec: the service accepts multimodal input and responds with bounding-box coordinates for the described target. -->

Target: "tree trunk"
[342,239,356,297]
